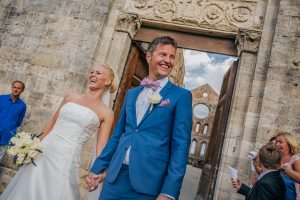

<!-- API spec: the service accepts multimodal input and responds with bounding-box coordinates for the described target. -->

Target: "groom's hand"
[91,171,106,185]
[85,172,106,192]
[94,171,106,184]
[156,194,173,200]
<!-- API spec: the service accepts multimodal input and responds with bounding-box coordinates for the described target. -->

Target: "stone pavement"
[180,165,202,200]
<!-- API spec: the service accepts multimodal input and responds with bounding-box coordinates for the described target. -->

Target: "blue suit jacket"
[90,81,192,198]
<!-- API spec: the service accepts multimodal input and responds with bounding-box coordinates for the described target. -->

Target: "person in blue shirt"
[0,80,27,162]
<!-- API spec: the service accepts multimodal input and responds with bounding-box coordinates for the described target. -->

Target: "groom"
[86,36,193,200]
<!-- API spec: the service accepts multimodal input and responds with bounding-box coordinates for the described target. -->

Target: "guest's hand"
[231,178,242,190]
[280,163,292,172]
[156,194,172,200]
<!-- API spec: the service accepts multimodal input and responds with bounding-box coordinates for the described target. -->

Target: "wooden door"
[112,42,148,126]
[196,61,238,200]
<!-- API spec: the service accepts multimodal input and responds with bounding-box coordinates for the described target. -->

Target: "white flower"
[7,146,19,156]
[16,153,25,165]
[30,143,41,151]
[147,92,162,104]
[24,138,33,145]
[23,156,31,164]
[10,137,17,144]
[17,131,28,138]
[21,134,32,140]
[147,92,162,111]
[28,150,38,158]
[15,139,25,148]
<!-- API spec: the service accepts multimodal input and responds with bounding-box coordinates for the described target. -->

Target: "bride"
[0,64,117,200]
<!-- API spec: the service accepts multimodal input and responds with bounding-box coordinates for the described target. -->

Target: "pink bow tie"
[140,77,161,91]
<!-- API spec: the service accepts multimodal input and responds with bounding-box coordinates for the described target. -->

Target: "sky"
[183,49,237,94]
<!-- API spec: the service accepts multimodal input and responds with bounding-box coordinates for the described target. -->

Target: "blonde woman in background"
[0,64,117,200]
[276,132,300,200]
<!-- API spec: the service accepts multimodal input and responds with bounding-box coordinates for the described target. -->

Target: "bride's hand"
[37,132,44,140]
[85,172,106,191]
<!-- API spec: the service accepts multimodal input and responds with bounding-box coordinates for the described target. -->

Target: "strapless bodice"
[50,102,100,145]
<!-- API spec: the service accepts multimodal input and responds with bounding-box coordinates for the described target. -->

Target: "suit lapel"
[137,81,173,127]
[159,81,173,97]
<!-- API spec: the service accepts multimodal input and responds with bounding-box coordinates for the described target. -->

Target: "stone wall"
[256,0,300,144]
[0,0,113,134]
[216,0,300,199]
[0,0,113,191]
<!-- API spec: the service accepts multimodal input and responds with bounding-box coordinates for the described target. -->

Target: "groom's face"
[146,44,176,81]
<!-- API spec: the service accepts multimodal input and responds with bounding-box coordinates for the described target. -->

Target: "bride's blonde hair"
[101,64,119,93]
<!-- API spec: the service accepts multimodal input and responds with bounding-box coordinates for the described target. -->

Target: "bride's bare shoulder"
[100,106,114,121]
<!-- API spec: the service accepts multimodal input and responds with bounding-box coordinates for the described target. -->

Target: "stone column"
[105,12,141,75]
[212,28,262,200]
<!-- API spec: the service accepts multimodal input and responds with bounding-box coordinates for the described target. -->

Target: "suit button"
[135,129,138,133]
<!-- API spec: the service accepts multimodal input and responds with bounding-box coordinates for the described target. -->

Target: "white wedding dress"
[0,102,101,200]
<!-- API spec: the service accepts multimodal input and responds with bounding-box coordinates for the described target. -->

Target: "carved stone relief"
[291,37,300,69]
[124,0,264,32]
[115,13,141,39]
[235,28,262,55]
[292,58,300,68]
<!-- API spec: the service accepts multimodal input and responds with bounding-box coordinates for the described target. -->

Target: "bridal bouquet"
[7,131,42,166]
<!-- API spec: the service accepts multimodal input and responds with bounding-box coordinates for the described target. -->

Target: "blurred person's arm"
[249,171,259,186]
[236,182,251,197]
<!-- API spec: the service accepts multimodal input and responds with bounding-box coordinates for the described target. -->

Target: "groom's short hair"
[259,143,281,169]
[147,36,177,54]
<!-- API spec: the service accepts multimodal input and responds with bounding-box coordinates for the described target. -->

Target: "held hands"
[231,178,242,190]
[85,171,106,192]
